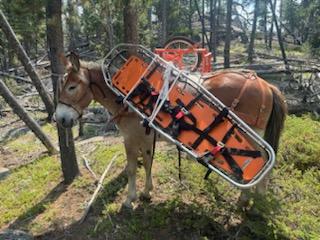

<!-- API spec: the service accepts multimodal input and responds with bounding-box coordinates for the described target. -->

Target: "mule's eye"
[68,85,77,91]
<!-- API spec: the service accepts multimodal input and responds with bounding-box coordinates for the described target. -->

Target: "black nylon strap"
[204,169,212,180]
[191,108,229,149]
[58,100,82,118]
[221,124,237,144]
[128,62,159,102]
[221,149,243,180]
[145,62,160,79]
[143,93,159,113]
[165,98,199,138]
[227,148,261,158]
[185,93,203,110]
[177,146,182,182]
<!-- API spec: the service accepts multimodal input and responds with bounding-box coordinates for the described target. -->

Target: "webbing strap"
[145,62,160,79]
[221,149,243,180]
[221,124,237,143]
[191,108,229,149]
[177,146,182,182]
[227,148,261,158]
[185,93,203,110]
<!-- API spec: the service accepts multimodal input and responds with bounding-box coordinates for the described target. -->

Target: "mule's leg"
[123,139,139,208]
[256,173,270,195]
[140,139,154,200]
[255,129,271,195]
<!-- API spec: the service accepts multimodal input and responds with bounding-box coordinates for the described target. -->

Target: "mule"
[55,53,287,208]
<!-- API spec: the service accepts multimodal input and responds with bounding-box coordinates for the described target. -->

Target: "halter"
[58,100,83,118]
[58,68,94,118]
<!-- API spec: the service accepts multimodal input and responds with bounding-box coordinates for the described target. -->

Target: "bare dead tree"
[0,10,55,119]
[248,0,259,63]
[269,0,290,73]
[268,0,276,49]
[160,0,168,45]
[0,78,57,154]
[224,0,233,68]
[194,0,210,49]
[210,0,218,62]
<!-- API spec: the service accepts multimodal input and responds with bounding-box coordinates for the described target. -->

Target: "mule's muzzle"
[55,103,79,128]
[59,116,75,128]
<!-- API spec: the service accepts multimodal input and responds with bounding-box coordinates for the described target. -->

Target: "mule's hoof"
[237,195,251,210]
[139,192,152,202]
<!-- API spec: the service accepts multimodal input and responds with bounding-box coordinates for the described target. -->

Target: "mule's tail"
[264,85,287,153]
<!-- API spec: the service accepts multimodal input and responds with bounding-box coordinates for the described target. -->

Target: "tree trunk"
[105,0,114,49]
[0,78,57,154]
[263,1,268,48]
[194,0,210,50]
[269,0,290,72]
[248,0,259,63]
[66,0,79,50]
[224,0,233,68]
[268,0,276,49]
[123,0,138,44]
[188,0,193,37]
[160,0,168,45]
[46,0,79,184]
[202,0,205,47]
[210,0,217,62]
[279,0,283,34]
[217,0,221,30]
[0,10,55,119]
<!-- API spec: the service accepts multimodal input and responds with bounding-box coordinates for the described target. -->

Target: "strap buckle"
[175,107,188,119]
[210,141,225,156]
[151,90,159,96]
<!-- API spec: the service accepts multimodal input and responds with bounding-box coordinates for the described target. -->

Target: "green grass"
[0,155,61,226]
[278,115,320,170]
[0,116,320,239]
[5,123,57,157]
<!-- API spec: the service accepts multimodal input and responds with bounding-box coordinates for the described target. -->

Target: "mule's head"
[55,52,93,128]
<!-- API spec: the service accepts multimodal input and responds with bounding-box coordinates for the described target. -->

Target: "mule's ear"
[69,51,80,72]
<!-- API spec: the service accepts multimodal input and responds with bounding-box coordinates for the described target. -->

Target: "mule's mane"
[80,60,101,71]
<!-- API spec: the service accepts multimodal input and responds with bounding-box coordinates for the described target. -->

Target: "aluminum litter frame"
[101,44,275,189]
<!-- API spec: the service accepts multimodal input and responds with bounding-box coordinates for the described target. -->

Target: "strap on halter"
[58,100,83,118]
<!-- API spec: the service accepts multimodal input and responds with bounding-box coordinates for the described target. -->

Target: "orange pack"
[112,56,266,183]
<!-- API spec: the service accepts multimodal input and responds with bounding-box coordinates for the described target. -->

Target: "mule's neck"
[87,67,122,115]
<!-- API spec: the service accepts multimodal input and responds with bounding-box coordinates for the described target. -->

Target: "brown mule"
[55,53,287,208]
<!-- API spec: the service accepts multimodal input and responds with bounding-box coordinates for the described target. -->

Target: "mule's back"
[202,71,273,130]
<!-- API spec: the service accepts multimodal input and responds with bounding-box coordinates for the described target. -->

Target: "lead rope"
[151,130,156,168]
[177,146,182,182]
[65,128,69,147]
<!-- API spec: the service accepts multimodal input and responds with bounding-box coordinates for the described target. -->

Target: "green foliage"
[278,115,320,171]
[282,0,320,55]
[0,0,46,58]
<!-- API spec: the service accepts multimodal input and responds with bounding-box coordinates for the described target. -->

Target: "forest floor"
[0,115,319,240]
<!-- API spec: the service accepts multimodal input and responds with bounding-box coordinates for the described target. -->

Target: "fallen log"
[0,77,57,154]
[79,153,122,224]
[0,71,33,84]
[287,101,320,115]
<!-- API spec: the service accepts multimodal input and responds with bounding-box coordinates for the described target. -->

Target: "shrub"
[277,115,320,171]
